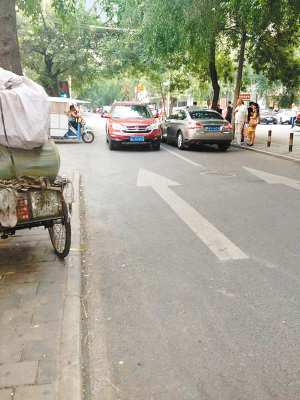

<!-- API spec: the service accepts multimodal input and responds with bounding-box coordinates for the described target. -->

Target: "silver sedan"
[161,107,233,151]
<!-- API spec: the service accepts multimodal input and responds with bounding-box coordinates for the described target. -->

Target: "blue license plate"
[205,126,220,131]
[130,136,145,142]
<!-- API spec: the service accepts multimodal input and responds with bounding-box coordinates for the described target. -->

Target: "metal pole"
[289,131,294,152]
[267,130,271,147]
[90,25,135,32]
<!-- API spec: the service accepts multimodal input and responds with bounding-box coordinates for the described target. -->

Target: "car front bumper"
[109,129,161,143]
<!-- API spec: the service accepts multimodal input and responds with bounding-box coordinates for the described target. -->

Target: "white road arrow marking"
[243,167,300,191]
[137,169,248,261]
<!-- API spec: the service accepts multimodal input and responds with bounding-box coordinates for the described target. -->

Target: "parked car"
[161,107,233,151]
[259,110,277,124]
[105,102,162,150]
[276,109,292,124]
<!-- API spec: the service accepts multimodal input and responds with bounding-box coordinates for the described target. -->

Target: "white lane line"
[161,146,202,167]
[137,169,248,261]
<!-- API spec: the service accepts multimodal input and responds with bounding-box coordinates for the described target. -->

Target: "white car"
[276,109,292,124]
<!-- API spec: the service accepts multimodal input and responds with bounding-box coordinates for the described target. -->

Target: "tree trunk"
[0,0,22,75]
[233,30,247,106]
[51,78,60,97]
[209,55,220,110]
[209,5,220,111]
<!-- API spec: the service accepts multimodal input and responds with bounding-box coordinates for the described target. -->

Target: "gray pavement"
[0,171,82,400]
[238,124,300,162]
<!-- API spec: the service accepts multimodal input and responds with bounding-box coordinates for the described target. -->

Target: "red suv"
[105,102,162,150]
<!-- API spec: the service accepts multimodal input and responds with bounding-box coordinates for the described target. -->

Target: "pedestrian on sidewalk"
[247,103,259,146]
[290,103,298,128]
[225,101,233,123]
[247,101,254,123]
[234,99,247,146]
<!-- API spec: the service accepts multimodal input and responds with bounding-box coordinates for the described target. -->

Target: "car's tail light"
[225,122,232,129]
[188,122,203,129]
[16,196,30,221]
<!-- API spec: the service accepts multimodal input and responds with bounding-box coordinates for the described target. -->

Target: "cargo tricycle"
[49,97,94,143]
[0,177,72,258]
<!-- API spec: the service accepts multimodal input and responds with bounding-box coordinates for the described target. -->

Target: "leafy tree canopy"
[17,2,102,96]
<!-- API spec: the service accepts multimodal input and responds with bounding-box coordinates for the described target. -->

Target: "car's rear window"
[113,105,152,119]
[189,111,224,120]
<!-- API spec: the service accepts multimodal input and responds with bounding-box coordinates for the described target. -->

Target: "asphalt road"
[58,115,300,400]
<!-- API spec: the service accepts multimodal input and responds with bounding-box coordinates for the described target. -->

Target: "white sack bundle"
[0,68,50,149]
[0,187,18,228]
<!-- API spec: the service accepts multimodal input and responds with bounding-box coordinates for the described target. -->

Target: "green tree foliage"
[222,0,300,103]
[79,78,126,106]
[17,4,102,96]
[97,0,300,107]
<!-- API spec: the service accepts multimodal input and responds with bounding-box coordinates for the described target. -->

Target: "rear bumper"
[187,131,233,142]
[260,118,277,124]
[187,139,232,146]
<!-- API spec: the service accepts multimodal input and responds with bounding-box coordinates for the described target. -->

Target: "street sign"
[137,85,145,92]
[239,93,251,100]
[59,81,70,98]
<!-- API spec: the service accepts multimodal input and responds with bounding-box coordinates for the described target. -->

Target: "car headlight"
[149,123,159,130]
[112,123,125,131]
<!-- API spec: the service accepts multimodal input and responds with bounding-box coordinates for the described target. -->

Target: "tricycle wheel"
[48,201,71,258]
[82,131,95,143]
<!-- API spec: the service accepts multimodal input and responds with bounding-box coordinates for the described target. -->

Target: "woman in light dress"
[247,103,259,146]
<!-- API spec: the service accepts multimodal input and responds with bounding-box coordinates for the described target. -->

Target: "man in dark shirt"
[225,101,233,123]
[247,101,254,122]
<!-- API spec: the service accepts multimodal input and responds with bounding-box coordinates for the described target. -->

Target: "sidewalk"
[232,137,300,163]
[0,171,82,400]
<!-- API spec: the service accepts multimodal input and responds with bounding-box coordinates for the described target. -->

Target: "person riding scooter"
[67,105,78,130]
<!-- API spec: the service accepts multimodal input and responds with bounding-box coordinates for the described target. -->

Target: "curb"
[58,171,82,400]
[231,144,300,164]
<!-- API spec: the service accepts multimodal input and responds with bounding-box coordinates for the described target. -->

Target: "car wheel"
[218,143,231,152]
[106,135,109,143]
[109,139,117,150]
[152,141,161,150]
[177,132,186,150]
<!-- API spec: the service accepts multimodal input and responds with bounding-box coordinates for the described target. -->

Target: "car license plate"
[29,190,62,219]
[205,126,220,131]
[130,136,145,142]
[266,118,272,121]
